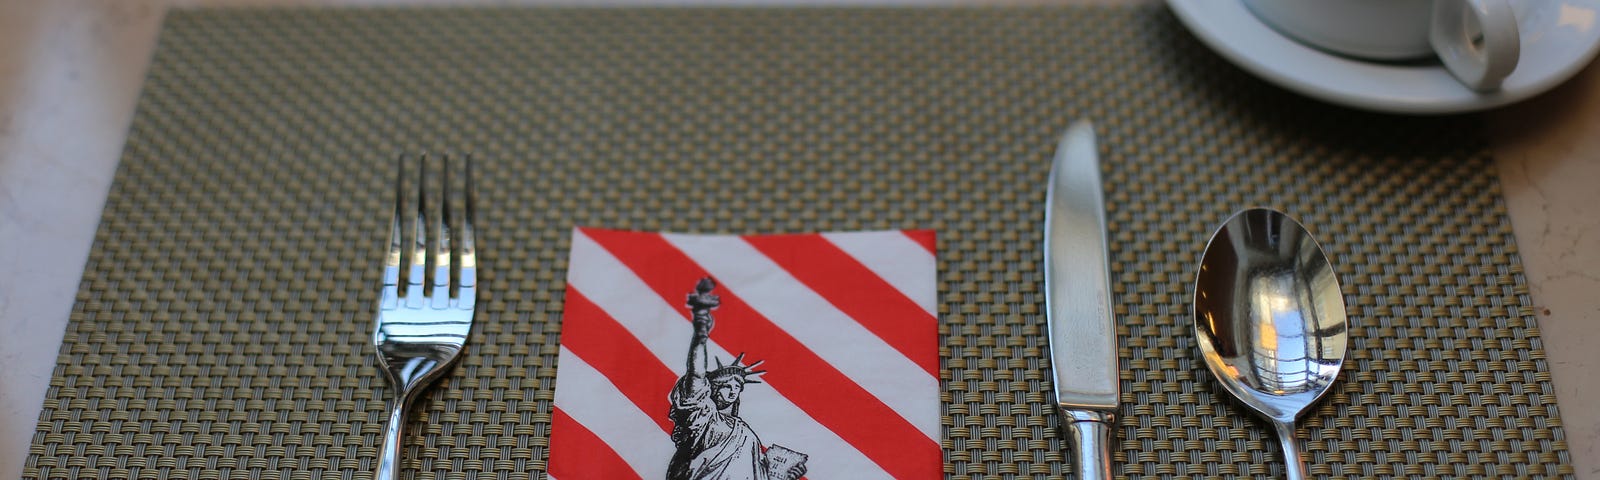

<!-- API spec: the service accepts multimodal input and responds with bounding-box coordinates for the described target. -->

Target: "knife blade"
[1044,121,1119,480]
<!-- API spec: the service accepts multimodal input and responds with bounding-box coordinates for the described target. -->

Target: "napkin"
[548,227,941,479]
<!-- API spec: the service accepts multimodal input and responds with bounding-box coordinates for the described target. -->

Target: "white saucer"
[1166,0,1600,114]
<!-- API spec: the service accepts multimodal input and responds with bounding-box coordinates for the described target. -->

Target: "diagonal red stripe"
[903,229,937,255]
[549,407,644,480]
[581,227,941,480]
[742,233,939,377]
[560,288,677,433]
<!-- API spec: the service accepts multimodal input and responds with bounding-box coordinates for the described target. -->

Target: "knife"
[1044,121,1119,480]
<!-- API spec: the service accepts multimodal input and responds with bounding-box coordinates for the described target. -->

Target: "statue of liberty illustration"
[667,278,807,480]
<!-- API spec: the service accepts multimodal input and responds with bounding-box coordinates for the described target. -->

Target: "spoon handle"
[1273,420,1309,480]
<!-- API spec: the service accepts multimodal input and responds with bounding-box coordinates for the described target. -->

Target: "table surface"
[0,1,1594,479]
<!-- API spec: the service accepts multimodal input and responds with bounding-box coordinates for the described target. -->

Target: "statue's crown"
[708,353,766,385]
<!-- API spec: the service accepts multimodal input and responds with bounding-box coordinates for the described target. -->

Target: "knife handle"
[1062,409,1115,480]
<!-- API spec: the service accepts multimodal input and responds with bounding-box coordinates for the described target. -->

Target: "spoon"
[1192,208,1348,480]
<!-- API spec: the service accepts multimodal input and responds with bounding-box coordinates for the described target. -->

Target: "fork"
[373,153,478,480]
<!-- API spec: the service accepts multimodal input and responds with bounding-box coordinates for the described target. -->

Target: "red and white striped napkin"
[548,227,941,479]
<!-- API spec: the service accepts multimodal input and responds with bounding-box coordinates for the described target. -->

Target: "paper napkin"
[548,228,941,480]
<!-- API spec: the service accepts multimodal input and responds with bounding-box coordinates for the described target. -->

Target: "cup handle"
[1432,0,1521,92]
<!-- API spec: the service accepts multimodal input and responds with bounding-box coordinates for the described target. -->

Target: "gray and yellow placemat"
[23,5,1571,479]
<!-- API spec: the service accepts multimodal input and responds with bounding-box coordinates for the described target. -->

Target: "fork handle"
[377,397,410,480]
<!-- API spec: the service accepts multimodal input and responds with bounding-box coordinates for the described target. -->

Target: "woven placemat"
[23,5,1570,480]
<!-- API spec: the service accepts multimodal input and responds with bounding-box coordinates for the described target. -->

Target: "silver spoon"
[1192,208,1348,480]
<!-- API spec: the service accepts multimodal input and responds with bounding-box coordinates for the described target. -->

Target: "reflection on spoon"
[1193,208,1349,480]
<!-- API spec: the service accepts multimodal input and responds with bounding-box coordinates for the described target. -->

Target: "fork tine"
[406,153,428,309]
[457,154,477,310]
[431,154,453,309]
[381,154,405,310]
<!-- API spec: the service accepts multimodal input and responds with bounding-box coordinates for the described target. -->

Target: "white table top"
[1,1,1595,478]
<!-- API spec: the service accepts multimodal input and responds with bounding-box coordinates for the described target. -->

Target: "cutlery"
[373,154,479,480]
[1044,121,1119,480]
[1192,208,1348,480]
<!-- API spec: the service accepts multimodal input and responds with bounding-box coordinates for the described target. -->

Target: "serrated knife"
[1044,121,1118,480]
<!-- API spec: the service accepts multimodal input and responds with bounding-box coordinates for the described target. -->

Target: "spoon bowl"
[1193,208,1348,480]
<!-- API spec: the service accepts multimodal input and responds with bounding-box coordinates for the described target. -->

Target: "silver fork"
[373,153,478,480]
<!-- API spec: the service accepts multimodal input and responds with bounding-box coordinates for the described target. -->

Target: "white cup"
[1243,0,1522,91]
